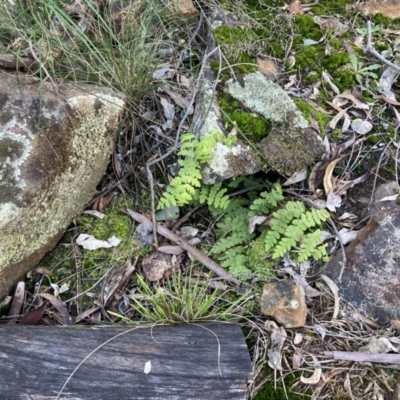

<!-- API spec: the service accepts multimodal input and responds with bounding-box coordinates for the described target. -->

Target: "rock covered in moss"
[257,121,325,177]
[0,71,125,300]
[226,72,325,176]
[226,72,308,128]
[191,74,262,184]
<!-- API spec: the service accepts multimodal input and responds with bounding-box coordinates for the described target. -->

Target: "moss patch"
[218,92,270,142]
[292,98,331,134]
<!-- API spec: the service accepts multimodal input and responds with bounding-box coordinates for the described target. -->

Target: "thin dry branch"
[125,208,242,285]
[365,20,400,73]
[324,351,400,364]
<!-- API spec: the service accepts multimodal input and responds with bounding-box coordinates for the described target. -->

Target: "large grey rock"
[0,71,125,299]
[324,182,400,325]
[226,73,325,177]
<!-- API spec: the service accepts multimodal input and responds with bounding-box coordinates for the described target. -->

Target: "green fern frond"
[211,230,254,254]
[249,183,284,216]
[218,248,252,278]
[265,205,329,261]
[298,230,328,262]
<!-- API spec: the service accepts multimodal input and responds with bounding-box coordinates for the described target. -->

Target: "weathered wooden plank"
[0,322,253,400]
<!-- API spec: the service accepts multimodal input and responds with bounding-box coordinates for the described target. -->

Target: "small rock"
[142,251,172,281]
[261,280,307,328]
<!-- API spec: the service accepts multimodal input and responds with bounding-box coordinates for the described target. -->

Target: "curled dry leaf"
[76,234,121,250]
[267,326,287,370]
[174,0,198,15]
[323,157,343,194]
[82,210,105,219]
[322,71,340,95]
[326,191,342,212]
[248,216,268,233]
[292,350,303,368]
[283,168,308,186]
[163,88,194,115]
[257,57,279,80]
[319,274,340,319]
[300,354,322,384]
[288,0,304,14]
[19,301,48,325]
[294,332,303,345]
[35,267,51,276]
[358,337,399,354]
[351,118,373,135]
[143,360,152,374]
[39,293,72,325]
[158,238,201,255]
[338,228,358,245]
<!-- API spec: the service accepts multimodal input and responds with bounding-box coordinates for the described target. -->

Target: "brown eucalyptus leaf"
[39,293,72,325]
[20,301,48,325]
[323,157,343,194]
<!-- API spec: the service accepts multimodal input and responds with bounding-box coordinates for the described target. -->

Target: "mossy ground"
[31,197,150,306]
[212,0,400,137]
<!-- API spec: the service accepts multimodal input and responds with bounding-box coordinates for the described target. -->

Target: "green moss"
[330,38,342,50]
[246,239,273,280]
[294,15,321,42]
[254,369,312,400]
[368,134,379,145]
[218,92,270,142]
[292,98,330,134]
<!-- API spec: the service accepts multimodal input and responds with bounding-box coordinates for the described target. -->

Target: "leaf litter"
[3,0,400,399]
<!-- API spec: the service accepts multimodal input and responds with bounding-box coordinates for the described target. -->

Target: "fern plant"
[157,133,330,279]
[209,183,330,279]
[157,132,235,210]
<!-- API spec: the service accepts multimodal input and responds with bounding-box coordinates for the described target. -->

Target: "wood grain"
[0,322,253,399]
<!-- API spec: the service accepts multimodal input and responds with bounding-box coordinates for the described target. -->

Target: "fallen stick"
[125,209,242,285]
[324,351,400,364]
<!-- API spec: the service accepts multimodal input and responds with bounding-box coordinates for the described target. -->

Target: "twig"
[28,41,59,93]
[324,351,400,364]
[124,209,242,285]
[327,217,346,282]
[145,46,220,246]
[365,20,400,73]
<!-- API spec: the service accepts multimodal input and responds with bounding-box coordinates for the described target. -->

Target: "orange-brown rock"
[261,280,307,328]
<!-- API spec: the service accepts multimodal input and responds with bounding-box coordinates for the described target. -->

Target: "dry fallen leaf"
[267,325,287,370]
[19,301,48,325]
[288,0,304,14]
[300,354,322,384]
[144,360,152,374]
[76,234,121,250]
[174,0,198,15]
[39,293,72,325]
[257,58,279,80]
[283,168,308,186]
[319,274,340,319]
[323,157,343,195]
[248,216,268,234]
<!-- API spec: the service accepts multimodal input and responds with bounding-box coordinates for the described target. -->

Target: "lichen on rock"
[226,72,308,129]
[226,72,325,176]
[0,71,125,300]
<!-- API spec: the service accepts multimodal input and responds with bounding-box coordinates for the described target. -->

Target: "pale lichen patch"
[226,72,309,129]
